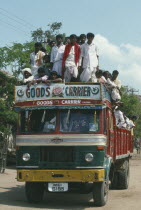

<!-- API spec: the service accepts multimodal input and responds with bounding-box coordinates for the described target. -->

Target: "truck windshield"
[60,110,100,133]
[20,110,56,133]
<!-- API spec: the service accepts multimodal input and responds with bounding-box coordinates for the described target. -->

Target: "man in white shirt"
[112,70,121,89]
[80,33,99,82]
[30,42,45,77]
[50,35,65,76]
[62,34,80,82]
[79,34,86,45]
[114,106,127,129]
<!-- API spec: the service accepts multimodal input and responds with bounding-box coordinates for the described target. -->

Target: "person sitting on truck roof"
[79,32,99,83]
[22,68,34,84]
[50,34,65,77]
[45,71,62,84]
[62,34,80,82]
[29,67,48,86]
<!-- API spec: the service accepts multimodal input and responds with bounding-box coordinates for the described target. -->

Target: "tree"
[0,71,18,134]
[121,87,141,138]
[0,42,34,77]
[31,22,65,43]
[0,22,65,78]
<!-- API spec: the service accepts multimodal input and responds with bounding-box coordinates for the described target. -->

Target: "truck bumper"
[17,169,105,182]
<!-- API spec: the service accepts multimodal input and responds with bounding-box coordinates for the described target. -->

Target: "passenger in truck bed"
[45,71,62,84]
[22,68,34,84]
[95,70,107,84]
[30,42,45,77]
[102,71,121,103]
[50,34,65,77]
[29,67,48,85]
[62,34,80,82]
[79,32,99,83]
[114,106,127,129]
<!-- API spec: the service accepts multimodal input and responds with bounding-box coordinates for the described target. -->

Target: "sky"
[0,0,141,94]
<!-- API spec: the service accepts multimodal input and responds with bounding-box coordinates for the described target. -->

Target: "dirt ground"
[0,152,141,210]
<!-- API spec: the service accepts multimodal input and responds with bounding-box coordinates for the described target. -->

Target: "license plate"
[48,183,68,192]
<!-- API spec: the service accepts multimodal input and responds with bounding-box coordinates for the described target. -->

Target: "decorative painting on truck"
[15,84,101,102]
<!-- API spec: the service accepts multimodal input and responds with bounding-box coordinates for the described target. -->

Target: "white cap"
[22,68,32,75]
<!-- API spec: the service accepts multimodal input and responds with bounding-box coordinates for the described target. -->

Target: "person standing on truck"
[79,34,86,45]
[30,42,45,77]
[50,34,65,76]
[79,32,99,82]
[62,34,80,82]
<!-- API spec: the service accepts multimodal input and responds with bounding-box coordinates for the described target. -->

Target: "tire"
[25,182,44,203]
[118,160,129,189]
[110,171,118,189]
[93,181,109,206]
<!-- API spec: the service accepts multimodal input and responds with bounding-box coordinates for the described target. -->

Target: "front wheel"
[25,182,44,203]
[93,181,109,206]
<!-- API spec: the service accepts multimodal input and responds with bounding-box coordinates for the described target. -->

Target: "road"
[0,153,141,210]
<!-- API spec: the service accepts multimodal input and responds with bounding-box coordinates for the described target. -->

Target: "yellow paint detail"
[17,169,105,182]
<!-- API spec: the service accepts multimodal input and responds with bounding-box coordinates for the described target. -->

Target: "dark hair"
[35,42,42,48]
[40,47,47,53]
[51,71,58,76]
[70,34,77,39]
[38,67,45,73]
[80,34,86,39]
[96,70,103,77]
[56,34,63,40]
[87,33,95,38]
[49,40,56,45]
[103,71,111,79]
[112,70,119,75]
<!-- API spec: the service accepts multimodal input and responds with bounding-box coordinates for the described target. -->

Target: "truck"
[14,82,133,206]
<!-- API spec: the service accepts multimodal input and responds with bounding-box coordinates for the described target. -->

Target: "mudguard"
[104,156,113,180]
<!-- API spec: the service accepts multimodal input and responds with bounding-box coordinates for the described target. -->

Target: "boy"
[62,34,80,82]
[50,34,65,76]
[30,42,45,76]
[80,33,99,82]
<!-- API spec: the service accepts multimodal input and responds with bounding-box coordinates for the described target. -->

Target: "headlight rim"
[22,153,30,162]
[85,153,94,162]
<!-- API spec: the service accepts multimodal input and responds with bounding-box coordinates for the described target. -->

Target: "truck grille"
[40,146,74,162]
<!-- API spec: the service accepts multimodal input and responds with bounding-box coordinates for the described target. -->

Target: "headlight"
[22,153,30,161]
[85,153,94,162]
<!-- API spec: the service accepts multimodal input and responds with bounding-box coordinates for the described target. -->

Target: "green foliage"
[0,72,18,134]
[0,42,34,77]
[0,22,65,78]
[0,21,65,135]
[121,87,141,138]
[31,22,65,43]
